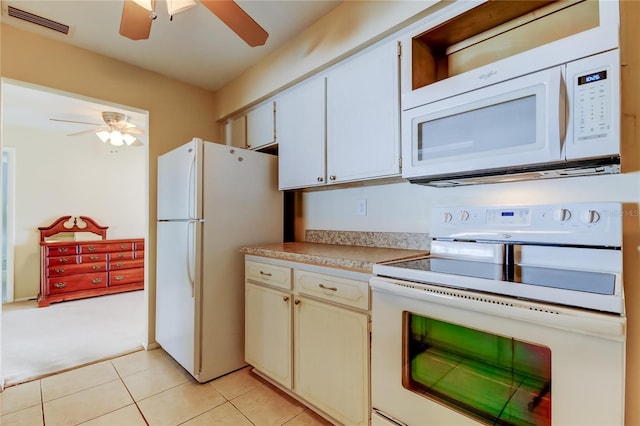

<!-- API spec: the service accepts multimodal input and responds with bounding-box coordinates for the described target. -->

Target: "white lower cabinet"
[244,257,371,425]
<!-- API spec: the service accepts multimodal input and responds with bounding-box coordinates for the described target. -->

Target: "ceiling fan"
[51,111,145,147]
[119,0,269,47]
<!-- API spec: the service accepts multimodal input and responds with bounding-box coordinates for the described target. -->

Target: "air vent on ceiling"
[7,6,69,34]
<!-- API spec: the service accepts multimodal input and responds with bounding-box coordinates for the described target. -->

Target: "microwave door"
[402,65,564,180]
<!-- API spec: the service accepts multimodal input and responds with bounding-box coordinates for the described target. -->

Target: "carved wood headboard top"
[39,216,109,242]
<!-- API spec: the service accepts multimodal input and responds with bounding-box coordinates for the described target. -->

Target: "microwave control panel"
[573,65,612,143]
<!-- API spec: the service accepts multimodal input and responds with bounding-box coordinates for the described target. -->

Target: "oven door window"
[403,312,551,425]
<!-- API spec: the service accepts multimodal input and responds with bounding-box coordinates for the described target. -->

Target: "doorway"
[0,79,149,386]
[2,148,15,304]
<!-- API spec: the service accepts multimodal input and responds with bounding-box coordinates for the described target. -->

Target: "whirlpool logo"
[479,70,498,80]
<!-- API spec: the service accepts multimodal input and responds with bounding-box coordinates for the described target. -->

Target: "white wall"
[302,173,640,233]
[5,124,145,300]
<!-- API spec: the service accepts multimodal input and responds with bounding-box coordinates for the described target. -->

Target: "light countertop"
[241,242,428,273]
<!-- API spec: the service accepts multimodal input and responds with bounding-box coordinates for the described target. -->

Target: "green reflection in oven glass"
[404,313,551,426]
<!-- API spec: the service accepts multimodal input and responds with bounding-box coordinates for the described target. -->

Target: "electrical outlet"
[356,199,367,216]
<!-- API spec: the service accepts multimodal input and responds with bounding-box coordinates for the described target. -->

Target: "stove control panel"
[432,202,622,247]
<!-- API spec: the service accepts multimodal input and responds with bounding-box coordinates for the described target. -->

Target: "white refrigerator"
[156,138,283,383]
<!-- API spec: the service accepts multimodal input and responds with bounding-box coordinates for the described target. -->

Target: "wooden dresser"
[38,216,144,307]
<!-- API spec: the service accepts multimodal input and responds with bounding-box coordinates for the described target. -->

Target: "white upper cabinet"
[225,115,246,149]
[246,101,276,151]
[326,40,400,184]
[278,39,401,190]
[278,76,326,190]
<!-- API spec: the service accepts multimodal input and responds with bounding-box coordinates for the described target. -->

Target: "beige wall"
[1,22,218,347]
[212,1,437,120]
[4,124,146,300]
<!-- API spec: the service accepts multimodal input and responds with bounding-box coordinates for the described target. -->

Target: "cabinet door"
[226,115,247,149]
[294,296,369,426]
[246,101,275,150]
[277,76,326,190]
[245,282,293,388]
[326,40,400,183]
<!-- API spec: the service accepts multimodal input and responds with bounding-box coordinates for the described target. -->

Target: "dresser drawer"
[135,241,145,251]
[81,253,107,263]
[108,242,134,252]
[46,245,77,256]
[110,251,134,261]
[47,255,79,266]
[48,272,108,294]
[134,250,145,259]
[110,268,144,286]
[79,244,109,254]
[294,270,369,310]
[246,261,292,290]
[48,262,107,277]
[110,259,144,270]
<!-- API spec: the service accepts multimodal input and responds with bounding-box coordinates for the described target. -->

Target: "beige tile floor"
[1,348,333,426]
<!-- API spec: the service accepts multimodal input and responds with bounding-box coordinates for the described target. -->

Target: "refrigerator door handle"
[188,153,196,220]
[186,220,198,297]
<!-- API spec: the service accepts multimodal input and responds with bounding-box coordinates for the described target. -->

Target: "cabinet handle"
[259,270,272,277]
[317,177,324,182]
[92,278,103,284]
[329,175,336,181]
[54,282,66,289]
[90,255,99,260]
[120,244,128,249]
[319,283,338,292]
[58,258,69,263]
[87,246,97,252]
[283,296,290,302]
[92,265,102,270]
[118,253,126,258]
[55,269,65,273]
[294,299,301,305]
[115,275,125,281]
[115,262,125,267]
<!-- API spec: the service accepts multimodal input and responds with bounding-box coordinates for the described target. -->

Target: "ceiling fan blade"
[124,128,145,135]
[120,0,154,40]
[200,0,269,47]
[67,127,109,137]
[50,118,102,126]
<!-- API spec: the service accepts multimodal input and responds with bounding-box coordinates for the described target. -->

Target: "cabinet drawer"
[110,259,144,270]
[109,251,134,261]
[80,244,109,254]
[47,255,79,266]
[48,272,108,294]
[107,242,133,251]
[295,270,369,310]
[110,268,144,286]
[48,262,107,277]
[46,245,77,256]
[81,253,107,263]
[246,261,292,290]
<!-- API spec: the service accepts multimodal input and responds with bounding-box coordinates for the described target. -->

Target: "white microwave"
[402,49,620,186]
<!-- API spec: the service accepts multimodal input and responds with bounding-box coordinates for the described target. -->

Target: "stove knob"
[443,212,453,223]
[581,209,601,224]
[460,210,470,222]
[553,208,572,222]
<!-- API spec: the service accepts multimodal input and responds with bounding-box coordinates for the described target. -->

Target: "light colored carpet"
[1,290,145,385]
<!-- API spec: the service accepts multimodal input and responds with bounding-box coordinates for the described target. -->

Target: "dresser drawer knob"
[54,282,66,289]
[115,275,125,281]
[58,258,69,263]
[87,246,97,252]
[92,278,103,284]
[120,244,128,249]
[115,262,125,267]
[259,270,272,277]
[118,253,126,258]
[90,255,99,260]
[92,265,102,270]
[319,283,338,292]
[55,269,65,274]
[59,248,69,253]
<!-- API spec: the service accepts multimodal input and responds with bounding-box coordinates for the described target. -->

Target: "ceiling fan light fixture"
[166,0,196,16]
[131,0,153,11]
[123,133,137,145]
[96,131,111,143]
[109,131,125,146]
